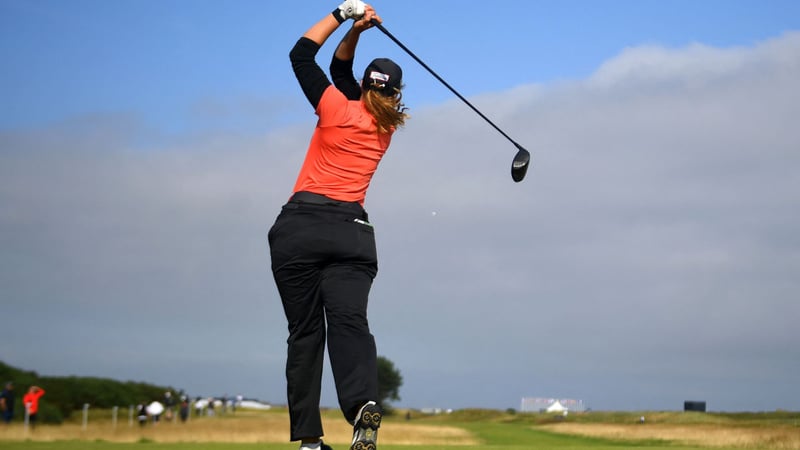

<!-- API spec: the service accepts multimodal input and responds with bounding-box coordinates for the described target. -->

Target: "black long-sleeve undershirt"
[289,37,361,110]
[330,53,361,101]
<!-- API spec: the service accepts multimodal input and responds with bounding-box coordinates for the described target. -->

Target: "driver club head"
[511,146,531,182]
[372,20,531,183]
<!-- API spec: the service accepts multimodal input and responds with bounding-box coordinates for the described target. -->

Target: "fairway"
[1,408,798,450]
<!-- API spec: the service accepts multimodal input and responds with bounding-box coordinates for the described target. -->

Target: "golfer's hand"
[353,5,380,32]
[338,0,366,21]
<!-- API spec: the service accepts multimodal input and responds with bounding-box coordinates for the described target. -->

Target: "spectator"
[194,396,203,417]
[148,401,164,424]
[137,403,148,426]
[163,391,174,421]
[179,396,189,423]
[23,385,45,427]
[207,397,215,416]
[0,381,14,424]
[235,394,243,414]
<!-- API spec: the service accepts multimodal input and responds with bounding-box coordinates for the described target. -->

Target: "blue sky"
[2,1,800,415]
[3,0,799,133]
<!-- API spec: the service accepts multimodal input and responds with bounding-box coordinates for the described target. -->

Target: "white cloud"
[589,31,800,89]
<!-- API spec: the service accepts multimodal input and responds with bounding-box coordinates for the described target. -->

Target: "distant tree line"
[0,361,176,424]
[1,356,403,424]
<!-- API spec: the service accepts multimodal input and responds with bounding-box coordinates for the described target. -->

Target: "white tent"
[545,400,567,413]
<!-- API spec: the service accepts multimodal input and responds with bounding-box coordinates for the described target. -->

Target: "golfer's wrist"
[332,8,346,24]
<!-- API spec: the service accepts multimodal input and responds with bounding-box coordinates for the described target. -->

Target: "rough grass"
[540,423,800,449]
[537,411,800,449]
[0,407,476,446]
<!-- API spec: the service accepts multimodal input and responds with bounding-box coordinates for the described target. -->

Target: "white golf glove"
[337,0,366,21]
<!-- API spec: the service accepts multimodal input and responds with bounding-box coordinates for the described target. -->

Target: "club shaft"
[371,20,520,148]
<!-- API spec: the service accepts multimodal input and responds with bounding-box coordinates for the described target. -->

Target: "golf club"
[370,19,531,182]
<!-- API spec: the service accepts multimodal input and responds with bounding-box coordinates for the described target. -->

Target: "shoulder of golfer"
[289,33,331,109]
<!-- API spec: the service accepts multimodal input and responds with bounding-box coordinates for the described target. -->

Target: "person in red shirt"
[23,385,45,427]
[268,2,407,450]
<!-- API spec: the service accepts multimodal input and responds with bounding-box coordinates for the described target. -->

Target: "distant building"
[520,397,587,413]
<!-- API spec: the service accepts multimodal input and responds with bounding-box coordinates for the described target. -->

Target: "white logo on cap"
[369,71,390,84]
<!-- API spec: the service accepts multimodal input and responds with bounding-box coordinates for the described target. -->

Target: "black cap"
[362,58,402,96]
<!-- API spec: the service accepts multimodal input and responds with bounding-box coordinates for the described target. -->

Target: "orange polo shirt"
[292,85,393,206]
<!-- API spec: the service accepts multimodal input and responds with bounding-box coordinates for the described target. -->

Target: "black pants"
[269,193,379,441]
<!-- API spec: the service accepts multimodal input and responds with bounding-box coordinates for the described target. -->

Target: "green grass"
[454,422,674,448]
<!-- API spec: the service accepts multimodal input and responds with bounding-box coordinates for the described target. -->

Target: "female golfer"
[268,2,407,450]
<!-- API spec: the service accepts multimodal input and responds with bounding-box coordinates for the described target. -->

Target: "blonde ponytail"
[362,88,409,134]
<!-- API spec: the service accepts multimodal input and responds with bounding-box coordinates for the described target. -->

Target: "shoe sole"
[351,404,381,450]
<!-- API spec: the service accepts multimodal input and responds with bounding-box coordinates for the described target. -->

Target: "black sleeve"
[330,55,362,101]
[289,37,332,109]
